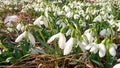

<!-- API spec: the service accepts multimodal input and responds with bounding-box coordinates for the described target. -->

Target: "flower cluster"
[11,0,120,58]
[0,0,120,59]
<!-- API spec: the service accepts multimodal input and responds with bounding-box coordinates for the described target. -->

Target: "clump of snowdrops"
[0,0,120,67]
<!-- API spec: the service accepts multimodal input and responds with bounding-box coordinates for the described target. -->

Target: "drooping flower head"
[15,31,35,45]
[64,37,75,55]
[109,43,117,57]
[47,32,66,49]
[33,16,48,28]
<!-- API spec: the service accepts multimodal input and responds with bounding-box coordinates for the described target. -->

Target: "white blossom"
[83,29,94,43]
[100,28,115,36]
[98,44,106,57]
[74,14,79,19]
[47,33,66,49]
[85,42,99,54]
[28,32,35,45]
[58,33,66,49]
[15,31,27,42]
[64,38,75,55]
[85,43,95,50]
[99,29,106,36]
[109,43,117,56]
[66,12,73,18]
[93,15,102,22]
[63,5,70,12]
[113,63,120,68]
[7,27,14,32]
[66,29,71,36]
[47,33,60,43]
[33,16,48,28]
[90,43,99,54]
[4,15,18,27]
[16,23,22,31]
[78,40,87,52]
[116,22,120,31]
[15,31,35,45]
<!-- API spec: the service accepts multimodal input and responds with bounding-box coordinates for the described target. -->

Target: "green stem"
[38,30,46,42]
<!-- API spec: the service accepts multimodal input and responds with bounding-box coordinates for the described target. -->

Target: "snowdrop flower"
[109,43,117,57]
[100,28,115,36]
[56,20,66,27]
[4,15,19,27]
[28,32,35,45]
[66,12,73,18]
[86,7,90,14]
[93,15,102,22]
[57,11,65,16]
[58,33,66,49]
[37,0,42,2]
[90,44,99,54]
[92,10,99,15]
[21,26,25,32]
[81,22,87,27]
[83,29,94,43]
[98,43,106,57]
[86,43,96,50]
[33,16,48,28]
[85,15,90,20]
[15,31,27,42]
[116,22,120,31]
[100,29,107,36]
[63,5,70,12]
[66,29,71,36]
[78,40,87,52]
[16,23,24,31]
[117,59,120,62]
[85,42,99,54]
[16,23,22,31]
[7,27,14,32]
[108,19,116,25]
[64,38,75,55]
[15,31,35,45]
[113,63,120,68]
[74,14,79,19]
[47,33,66,49]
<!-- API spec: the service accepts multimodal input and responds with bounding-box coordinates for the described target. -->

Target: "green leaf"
[91,59,104,68]
[0,42,8,51]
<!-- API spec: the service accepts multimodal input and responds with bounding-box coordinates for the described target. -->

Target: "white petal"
[99,44,106,57]
[58,33,66,49]
[4,15,18,24]
[90,44,99,54]
[85,43,94,50]
[21,26,25,32]
[33,16,48,28]
[85,33,94,43]
[111,43,117,49]
[47,33,60,43]
[100,29,106,36]
[113,63,120,68]
[33,17,41,27]
[43,20,48,28]
[66,29,71,36]
[78,41,86,52]
[28,32,35,45]
[16,24,22,31]
[109,46,116,57]
[15,31,27,42]
[64,38,74,55]
[7,28,13,32]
